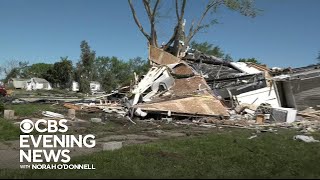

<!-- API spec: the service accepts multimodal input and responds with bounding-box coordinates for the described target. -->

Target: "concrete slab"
[103,141,123,151]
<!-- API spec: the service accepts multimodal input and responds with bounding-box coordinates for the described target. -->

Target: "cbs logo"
[20,119,68,133]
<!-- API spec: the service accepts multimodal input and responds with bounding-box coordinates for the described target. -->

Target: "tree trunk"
[150,26,158,47]
[170,20,185,57]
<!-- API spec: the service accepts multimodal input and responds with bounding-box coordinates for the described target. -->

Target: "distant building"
[90,81,101,92]
[8,78,30,89]
[25,78,52,90]
[71,81,79,92]
[71,81,101,92]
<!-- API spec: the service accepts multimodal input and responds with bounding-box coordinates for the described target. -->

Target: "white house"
[71,81,79,92]
[71,81,101,92]
[26,78,52,90]
[8,78,29,89]
[90,81,101,92]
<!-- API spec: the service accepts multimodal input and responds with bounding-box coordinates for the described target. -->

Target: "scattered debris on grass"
[293,135,320,143]
[2,45,320,132]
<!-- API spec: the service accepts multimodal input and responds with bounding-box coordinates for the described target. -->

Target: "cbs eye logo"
[20,119,34,134]
[19,119,68,133]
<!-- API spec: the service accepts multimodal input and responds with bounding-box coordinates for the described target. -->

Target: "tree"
[4,68,20,82]
[95,57,149,92]
[224,54,233,62]
[94,56,149,92]
[44,68,58,87]
[75,41,96,93]
[94,56,122,92]
[2,60,29,82]
[190,41,224,58]
[128,57,150,76]
[128,0,260,57]
[317,51,320,63]
[44,57,73,88]
[25,63,53,79]
[238,57,261,64]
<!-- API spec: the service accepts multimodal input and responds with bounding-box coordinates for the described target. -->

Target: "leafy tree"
[224,54,233,62]
[128,0,260,57]
[54,57,73,88]
[75,41,96,93]
[190,41,236,62]
[190,41,224,58]
[94,56,119,92]
[94,56,149,93]
[109,57,131,85]
[128,57,150,76]
[44,57,73,88]
[25,63,53,79]
[238,57,261,64]
[101,71,118,92]
[44,68,58,87]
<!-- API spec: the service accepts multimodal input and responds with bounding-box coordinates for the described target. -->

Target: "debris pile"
[57,45,320,129]
[130,46,229,119]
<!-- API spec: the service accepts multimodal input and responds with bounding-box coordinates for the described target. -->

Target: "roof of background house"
[31,78,50,83]
[292,63,320,73]
[10,78,30,81]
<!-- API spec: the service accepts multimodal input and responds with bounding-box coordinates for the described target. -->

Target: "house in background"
[8,78,30,89]
[71,81,79,92]
[90,81,101,92]
[26,78,52,90]
[71,81,101,93]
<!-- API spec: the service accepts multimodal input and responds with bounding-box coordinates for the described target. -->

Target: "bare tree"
[128,0,160,48]
[0,60,19,76]
[0,60,29,80]
[128,0,260,57]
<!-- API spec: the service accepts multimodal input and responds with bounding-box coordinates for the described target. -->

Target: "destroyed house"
[182,51,268,106]
[273,64,320,110]
[64,45,318,126]
[130,46,230,119]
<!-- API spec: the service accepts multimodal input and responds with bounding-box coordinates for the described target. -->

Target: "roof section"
[149,45,181,65]
[32,78,49,83]
[10,78,30,81]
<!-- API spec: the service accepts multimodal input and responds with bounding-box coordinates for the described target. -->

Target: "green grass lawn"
[0,118,20,141]
[10,88,84,98]
[1,129,320,179]
[4,104,58,117]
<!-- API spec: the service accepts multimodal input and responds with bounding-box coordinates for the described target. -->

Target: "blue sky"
[0,0,319,73]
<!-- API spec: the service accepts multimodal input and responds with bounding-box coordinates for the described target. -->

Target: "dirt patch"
[0,142,10,150]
